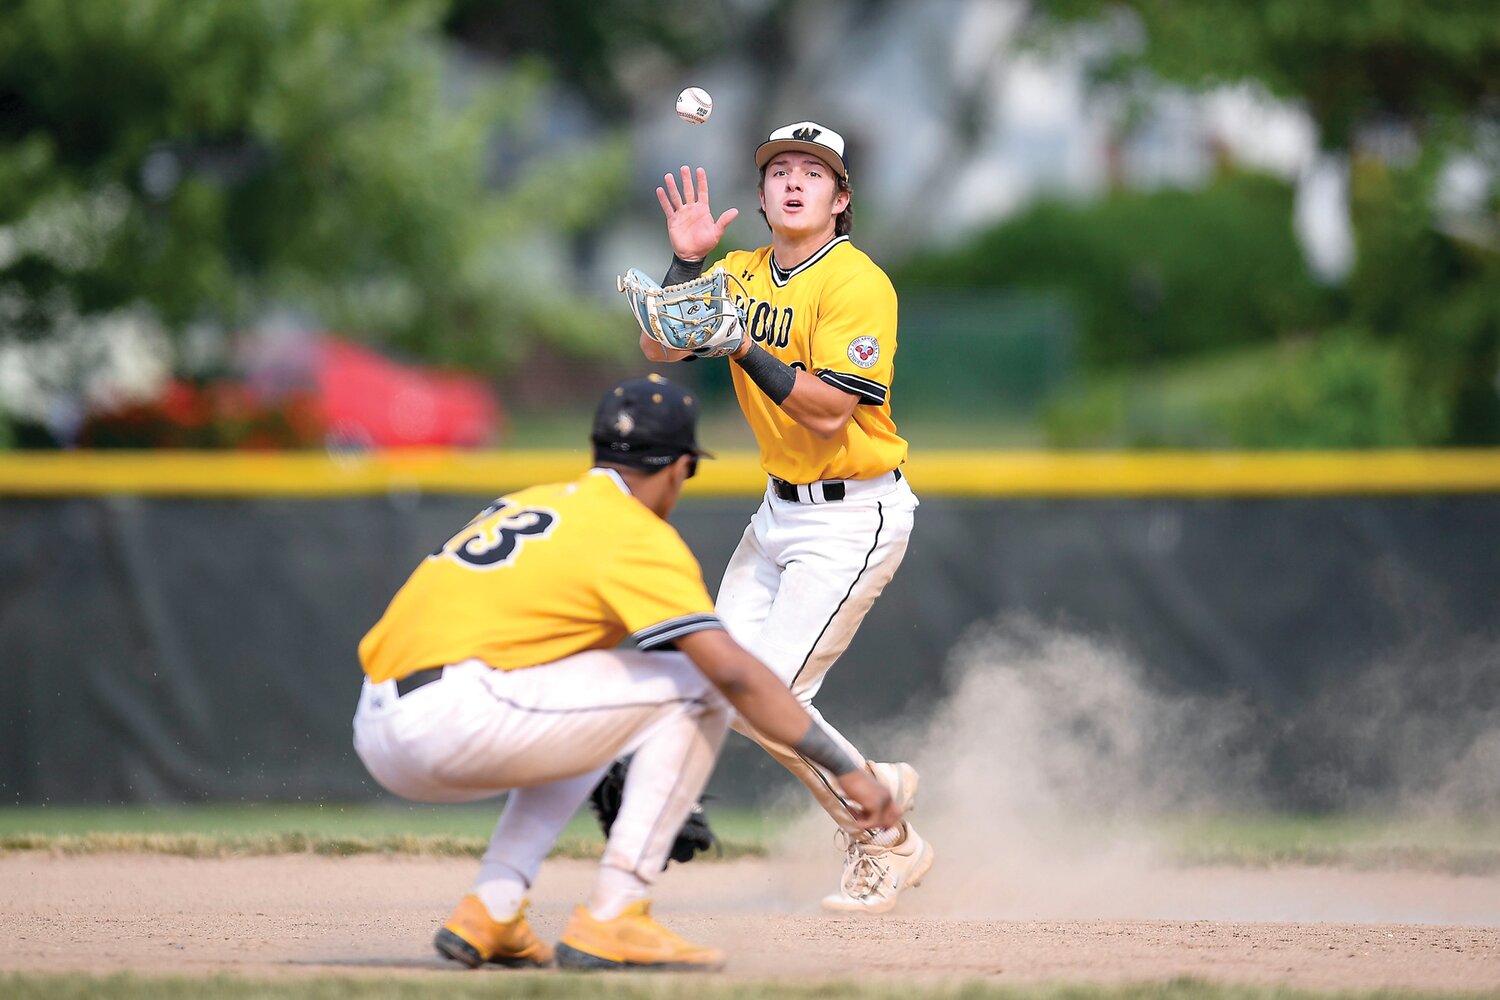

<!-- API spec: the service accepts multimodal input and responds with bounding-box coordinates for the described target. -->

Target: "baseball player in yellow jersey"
[353,374,899,973]
[632,121,933,913]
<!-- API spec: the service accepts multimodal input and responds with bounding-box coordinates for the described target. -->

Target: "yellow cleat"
[434,894,553,968]
[555,900,726,972]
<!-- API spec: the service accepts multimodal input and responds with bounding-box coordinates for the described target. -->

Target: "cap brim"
[754,139,847,179]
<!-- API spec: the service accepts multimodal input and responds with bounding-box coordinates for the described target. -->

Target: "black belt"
[395,666,445,696]
[771,468,900,504]
[772,477,843,502]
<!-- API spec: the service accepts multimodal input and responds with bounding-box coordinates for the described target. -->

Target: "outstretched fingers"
[656,165,731,256]
[665,166,709,207]
[659,170,683,211]
[657,166,701,217]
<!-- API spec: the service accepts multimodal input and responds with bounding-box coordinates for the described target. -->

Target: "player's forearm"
[639,332,693,362]
[723,671,818,750]
[732,343,858,438]
[727,678,858,776]
[678,630,855,771]
[779,374,860,438]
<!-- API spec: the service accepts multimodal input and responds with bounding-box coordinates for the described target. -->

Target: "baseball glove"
[589,758,719,868]
[617,266,747,358]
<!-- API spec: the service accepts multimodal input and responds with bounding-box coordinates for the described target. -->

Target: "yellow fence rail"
[4,449,1500,497]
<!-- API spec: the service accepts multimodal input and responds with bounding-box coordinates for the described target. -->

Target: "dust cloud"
[765,615,1500,922]
[1279,632,1500,816]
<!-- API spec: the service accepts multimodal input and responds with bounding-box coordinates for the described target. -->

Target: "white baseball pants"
[715,471,918,835]
[352,654,729,882]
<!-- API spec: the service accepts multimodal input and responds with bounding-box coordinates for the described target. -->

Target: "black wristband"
[733,343,796,404]
[663,254,706,286]
[793,722,860,777]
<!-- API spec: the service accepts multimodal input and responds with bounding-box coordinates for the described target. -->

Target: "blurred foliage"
[1220,331,1447,448]
[984,0,1500,448]
[444,0,736,115]
[1346,149,1500,445]
[0,0,631,373]
[1041,335,1445,449]
[1033,0,1500,150]
[1040,348,1260,449]
[902,161,1498,447]
[73,378,325,449]
[897,172,1329,369]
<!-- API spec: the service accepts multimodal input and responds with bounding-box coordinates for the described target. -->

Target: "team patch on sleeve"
[632,613,724,650]
[816,370,888,405]
[847,335,880,368]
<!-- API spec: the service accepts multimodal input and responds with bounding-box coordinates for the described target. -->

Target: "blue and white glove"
[617,266,748,358]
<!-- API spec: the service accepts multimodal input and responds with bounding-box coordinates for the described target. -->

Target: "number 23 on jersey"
[430,500,558,569]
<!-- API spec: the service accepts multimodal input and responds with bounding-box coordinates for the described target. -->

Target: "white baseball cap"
[754,121,848,181]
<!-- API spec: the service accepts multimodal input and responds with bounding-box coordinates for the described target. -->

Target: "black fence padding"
[2,493,1496,807]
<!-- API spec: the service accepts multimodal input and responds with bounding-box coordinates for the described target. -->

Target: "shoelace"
[837,838,893,898]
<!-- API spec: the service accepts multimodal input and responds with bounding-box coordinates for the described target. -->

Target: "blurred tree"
[1026,0,1500,445]
[1032,1,1500,152]
[0,0,631,377]
[1220,330,1447,449]
[1345,143,1500,445]
[444,0,739,116]
[898,172,1329,368]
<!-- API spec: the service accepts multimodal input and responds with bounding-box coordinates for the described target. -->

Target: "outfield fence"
[3,450,1498,809]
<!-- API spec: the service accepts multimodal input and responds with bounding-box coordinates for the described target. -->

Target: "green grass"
[0,803,775,859]
[3,805,1498,873]
[1160,813,1500,875]
[5,973,1495,1000]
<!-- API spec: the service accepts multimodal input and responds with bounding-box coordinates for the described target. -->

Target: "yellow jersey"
[359,468,720,682]
[713,236,906,483]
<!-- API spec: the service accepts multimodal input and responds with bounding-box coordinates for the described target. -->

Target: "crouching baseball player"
[352,374,899,972]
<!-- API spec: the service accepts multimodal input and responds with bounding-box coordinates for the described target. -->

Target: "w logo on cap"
[792,126,822,141]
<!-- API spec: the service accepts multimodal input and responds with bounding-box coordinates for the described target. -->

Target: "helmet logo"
[614,410,635,436]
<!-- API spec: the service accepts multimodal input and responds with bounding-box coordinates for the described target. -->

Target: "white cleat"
[820,823,934,914]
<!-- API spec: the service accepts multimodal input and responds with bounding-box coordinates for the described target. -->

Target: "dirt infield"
[3,852,1499,991]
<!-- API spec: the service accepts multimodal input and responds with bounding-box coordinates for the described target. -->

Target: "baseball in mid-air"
[675,87,713,125]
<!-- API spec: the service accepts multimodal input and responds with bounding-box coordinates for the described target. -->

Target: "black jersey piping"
[817,370,888,405]
[770,235,850,287]
[633,613,724,649]
[790,500,884,691]
[783,501,887,821]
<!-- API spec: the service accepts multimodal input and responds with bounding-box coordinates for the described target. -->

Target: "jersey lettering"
[742,295,792,349]
[716,240,907,483]
[433,501,559,569]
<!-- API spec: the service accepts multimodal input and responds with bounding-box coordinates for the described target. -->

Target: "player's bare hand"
[835,768,901,831]
[657,166,739,263]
